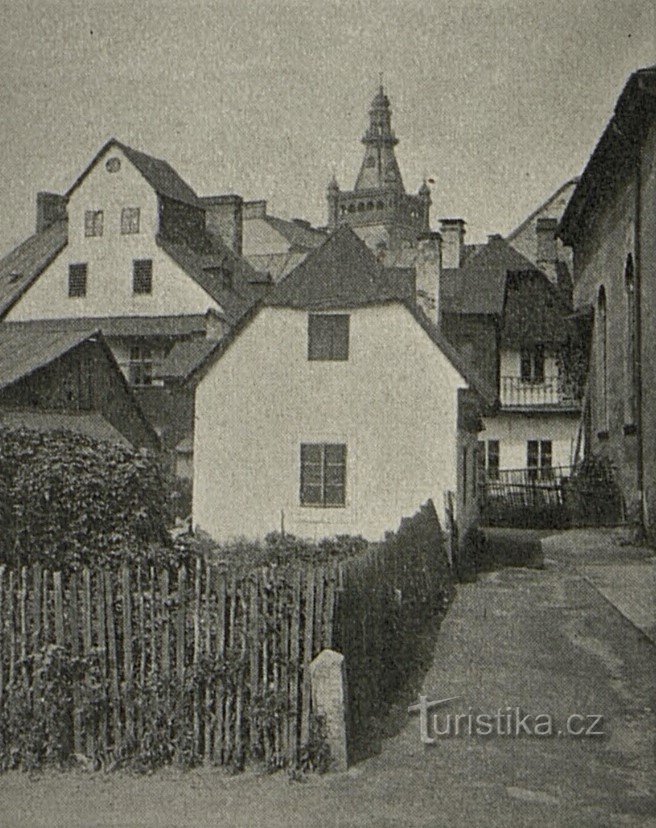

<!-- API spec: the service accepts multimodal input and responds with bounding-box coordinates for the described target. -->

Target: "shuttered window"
[308,314,349,361]
[68,263,88,297]
[300,443,346,507]
[121,207,140,234]
[133,259,153,294]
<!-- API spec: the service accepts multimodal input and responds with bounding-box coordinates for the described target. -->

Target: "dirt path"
[2,555,655,827]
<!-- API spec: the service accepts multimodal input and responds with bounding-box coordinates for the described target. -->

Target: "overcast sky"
[0,0,654,255]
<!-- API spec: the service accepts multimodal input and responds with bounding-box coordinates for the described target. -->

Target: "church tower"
[327,85,431,252]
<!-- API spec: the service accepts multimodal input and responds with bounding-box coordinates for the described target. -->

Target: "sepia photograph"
[0,0,654,824]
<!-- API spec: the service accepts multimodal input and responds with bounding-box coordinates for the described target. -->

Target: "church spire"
[354,84,404,192]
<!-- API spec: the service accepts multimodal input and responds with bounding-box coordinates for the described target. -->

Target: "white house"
[190,226,494,543]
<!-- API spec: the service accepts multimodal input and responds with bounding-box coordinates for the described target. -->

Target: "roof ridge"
[506,178,580,242]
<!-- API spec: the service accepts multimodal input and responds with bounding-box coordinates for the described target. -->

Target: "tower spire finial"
[379,71,383,91]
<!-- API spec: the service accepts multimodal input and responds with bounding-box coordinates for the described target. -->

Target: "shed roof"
[1,314,213,339]
[0,326,99,390]
[0,411,130,446]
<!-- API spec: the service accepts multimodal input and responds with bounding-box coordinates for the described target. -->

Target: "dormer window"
[308,314,349,361]
[84,210,103,237]
[133,259,153,294]
[121,207,140,235]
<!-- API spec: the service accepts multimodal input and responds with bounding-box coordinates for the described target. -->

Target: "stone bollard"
[309,648,349,771]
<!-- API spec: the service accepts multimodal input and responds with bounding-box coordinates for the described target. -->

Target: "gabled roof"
[67,138,200,206]
[267,224,415,309]
[261,215,327,251]
[244,251,309,282]
[0,220,68,318]
[186,225,497,407]
[502,270,574,348]
[442,235,544,315]
[0,326,99,390]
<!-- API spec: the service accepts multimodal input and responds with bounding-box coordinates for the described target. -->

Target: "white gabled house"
[190,226,494,543]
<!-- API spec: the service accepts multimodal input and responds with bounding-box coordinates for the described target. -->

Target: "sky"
[0,0,654,256]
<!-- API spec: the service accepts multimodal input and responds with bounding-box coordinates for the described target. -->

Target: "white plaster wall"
[193,302,467,542]
[7,145,220,320]
[481,412,578,470]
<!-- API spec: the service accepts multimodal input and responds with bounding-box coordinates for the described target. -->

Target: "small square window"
[300,443,346,507]
[84,210,103,237]
[68,263,87,297]
[121,207,140,235]
[308,314,349,361]
[129,344,153,386]
[133,259,153,295]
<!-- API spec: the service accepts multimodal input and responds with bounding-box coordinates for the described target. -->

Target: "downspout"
[633,137,645,527]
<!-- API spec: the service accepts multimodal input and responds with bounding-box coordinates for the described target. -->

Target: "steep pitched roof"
[559,65,656,245]
[267,224,415,309]
[442,235,544,315]
[0,326,99,390]
[186,226,496,407]
[245,251,309,282]
[506,178,579,243]
[262,215,327,251]
[156,339,217,380]
[0,220,68,318]
[67,138,200,206]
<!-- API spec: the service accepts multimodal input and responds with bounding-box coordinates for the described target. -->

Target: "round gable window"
[105,157,121,173]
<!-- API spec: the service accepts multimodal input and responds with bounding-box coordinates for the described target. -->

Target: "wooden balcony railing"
[500,376,578,408]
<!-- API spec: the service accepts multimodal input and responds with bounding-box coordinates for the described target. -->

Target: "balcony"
[500,376,579,410]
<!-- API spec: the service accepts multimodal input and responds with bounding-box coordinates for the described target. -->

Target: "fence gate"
[480,466,572,528]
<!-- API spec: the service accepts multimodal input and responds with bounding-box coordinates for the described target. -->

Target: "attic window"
[121,207,140,235]
[106,157,121,173]
[308,314,349,361]
[133,259,153,294]
[84,209,103,237]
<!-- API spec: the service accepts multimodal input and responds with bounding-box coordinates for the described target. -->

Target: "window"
[308,314,349,361]
[68,263,88,297]
[625,256,638,425]
[84,210,103,237]
[520,345,545,383]
[133,259,153,295]
[597,286,608,429]
[527,440,552,480]
[300,443,346,507]
[129,345,153,386]
[121,207,140,235]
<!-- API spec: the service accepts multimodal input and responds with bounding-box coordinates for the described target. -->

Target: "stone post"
[310,649,349,771]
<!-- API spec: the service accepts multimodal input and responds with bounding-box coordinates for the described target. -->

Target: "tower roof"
[355,85,404,192]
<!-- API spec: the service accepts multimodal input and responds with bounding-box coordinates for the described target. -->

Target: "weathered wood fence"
[0,501,452,770]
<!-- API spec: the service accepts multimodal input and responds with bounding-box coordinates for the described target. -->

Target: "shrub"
[0,427,173,570]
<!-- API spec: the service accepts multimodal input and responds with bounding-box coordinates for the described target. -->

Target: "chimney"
[439,219,466,269]
[536,217,558,283]
[414,231,442,324]
[242,200,267,220]
[36,192,67,233]
[202,195,243,256]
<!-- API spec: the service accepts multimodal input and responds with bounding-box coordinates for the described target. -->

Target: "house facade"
[191,227,492,543]
[559,65,656,537]
[439,228,580,483]
[0,139,264,461]
[0,327,158,449]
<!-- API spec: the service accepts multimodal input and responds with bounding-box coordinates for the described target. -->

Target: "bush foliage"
[0,427,172,570]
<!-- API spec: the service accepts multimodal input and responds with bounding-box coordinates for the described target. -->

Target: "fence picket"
[81,568,95,758]
[213,570,226,765]
[203,560,212,764]
[95,570,108,755]
[121,565,134,743]
[53,571,64,646]
[103,571,122,751]
[249,573,259,758]
[288,569,301,766]
[193,558,202,759]
[300,567,315,748]
[68,572,84,754]
[0,565,5,707]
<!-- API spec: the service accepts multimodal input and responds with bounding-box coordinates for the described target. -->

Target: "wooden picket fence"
[0,501,452,770]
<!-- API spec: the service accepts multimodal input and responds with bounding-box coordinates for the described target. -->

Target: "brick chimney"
[202,194,243,256]
[36,192,67,233]
[439,219,466,269]
[536,217,558,284]
[242,200,267,220]
[414,231,442,324]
